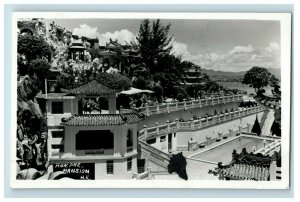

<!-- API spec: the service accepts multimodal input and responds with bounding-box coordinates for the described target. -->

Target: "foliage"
[151,84,164,102]
[205,80,220,93]
[88,47,101,60]
[174,86,188,102]
[271,120,281,137]
[133,75,148,89]
[168,152,188,180]
[135,19,173,74]
[269,74,280,95]
[56,66,76,90]
[251,116,261,136]
[17,75,40,101]
[242,66,271,92]
[18,34,53,75]
[96,73,132,90]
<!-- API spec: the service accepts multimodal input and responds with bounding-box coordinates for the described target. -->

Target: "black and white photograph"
[11,12,291,188]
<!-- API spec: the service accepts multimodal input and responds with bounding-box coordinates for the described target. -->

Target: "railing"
[139,106,264,141]
[47,113,73,126]
[139,141,170,168]
[257,140,281,156]
[133,94,243,116]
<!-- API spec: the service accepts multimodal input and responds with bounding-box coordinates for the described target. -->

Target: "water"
[193,137,272,164]
[217,81,273,95]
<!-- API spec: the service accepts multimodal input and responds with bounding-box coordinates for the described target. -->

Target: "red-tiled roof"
[62,113,145,126]
[67,80,120,95]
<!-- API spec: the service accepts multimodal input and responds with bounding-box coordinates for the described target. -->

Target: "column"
[171,133,177,151]
[247,122,251,132]
[108,94,117,114]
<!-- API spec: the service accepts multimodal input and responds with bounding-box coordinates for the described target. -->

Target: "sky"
[46,18,281,72]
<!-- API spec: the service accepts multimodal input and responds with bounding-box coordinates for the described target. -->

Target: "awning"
[119,87,154,95]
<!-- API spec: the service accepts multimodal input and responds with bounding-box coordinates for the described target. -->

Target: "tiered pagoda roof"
[61,113,145,126]
[67,80,121,95]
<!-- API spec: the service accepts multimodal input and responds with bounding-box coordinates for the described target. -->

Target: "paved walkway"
[151,159,218,180]
[261,109,275,136]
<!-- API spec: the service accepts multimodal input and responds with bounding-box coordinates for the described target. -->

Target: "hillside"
[202,68,281,81]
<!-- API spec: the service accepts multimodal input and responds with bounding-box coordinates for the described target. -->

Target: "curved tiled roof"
[62,113,145,126]
[67,80,121,95]
[219,163,270,181]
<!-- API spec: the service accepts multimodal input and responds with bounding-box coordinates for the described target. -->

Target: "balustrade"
[139,106,263,141]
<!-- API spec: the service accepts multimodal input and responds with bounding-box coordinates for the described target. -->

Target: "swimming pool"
[193,136,272,164]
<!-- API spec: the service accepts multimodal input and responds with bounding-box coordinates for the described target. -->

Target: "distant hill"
[201,68,281,81]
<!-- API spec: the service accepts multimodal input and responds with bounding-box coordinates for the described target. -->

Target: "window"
[52,144,64,152]
[106,160,114,174]
[52,131,64,138]
[137,159,145,174]
[51,101,64,114]
[127,129,133,152]
[127,158,132,171]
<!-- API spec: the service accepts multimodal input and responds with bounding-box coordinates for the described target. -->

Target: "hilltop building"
[37,79,145,179]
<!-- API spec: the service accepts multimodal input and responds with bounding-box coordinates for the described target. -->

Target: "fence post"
[145,103,149,116]
[239,125,242,134]
[167,103,170,113]
[206,98,208,106]
[218,132,223,139]
[167,120,170,131]
[247,122,251,132]
[229,128,233,137]
[223,96,225,104]
[175,100,179,111]
[143,125,148,139]
[199,97,201,108]
[156,122,159,135]
[176,118,180,130]
[190,118,195,130]
[199,117,202,128]
[156,102,160,114]
[183,99,187,110]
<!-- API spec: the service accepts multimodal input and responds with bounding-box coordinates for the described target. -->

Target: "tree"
[251,115,261,136]
[18,34,53,75]
[242,66,271,93]
[135,19,173,74]
[29,59,51,93]
[269,74,280,95]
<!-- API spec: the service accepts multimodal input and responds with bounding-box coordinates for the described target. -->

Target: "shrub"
[96,73,132,90]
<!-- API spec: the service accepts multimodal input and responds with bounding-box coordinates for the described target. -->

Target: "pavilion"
[41,79,146,179]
